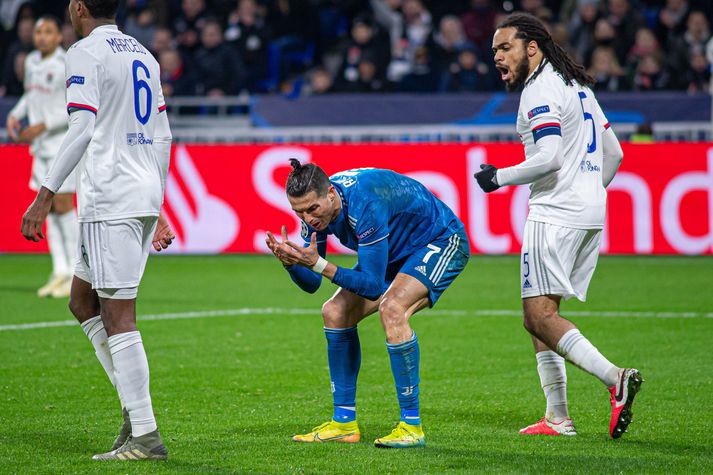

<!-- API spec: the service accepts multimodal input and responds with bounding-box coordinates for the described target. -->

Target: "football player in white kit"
[6,15,78,298]
[474,13,643,439]
[21,0,174,461]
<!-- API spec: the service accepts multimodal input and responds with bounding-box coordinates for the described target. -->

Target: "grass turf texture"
[1,254,712,474]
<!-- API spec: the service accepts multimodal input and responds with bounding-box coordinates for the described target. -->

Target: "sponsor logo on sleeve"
[527,105,550,119]
[66,75,85,88]
[358,227,375,240]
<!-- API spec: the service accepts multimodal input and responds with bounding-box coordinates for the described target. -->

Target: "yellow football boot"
[292,420,360,443]
[374,421,425,448]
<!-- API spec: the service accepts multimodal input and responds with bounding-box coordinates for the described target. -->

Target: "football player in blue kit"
[266,159,469,448]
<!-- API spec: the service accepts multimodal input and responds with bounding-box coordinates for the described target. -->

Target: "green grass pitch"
[1,254,712,474]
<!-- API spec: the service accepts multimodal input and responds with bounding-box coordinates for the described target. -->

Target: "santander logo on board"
[161,145,239,253]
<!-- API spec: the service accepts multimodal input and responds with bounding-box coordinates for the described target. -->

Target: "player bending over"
[7,15,78,298]
[267,161,469,448]
[21,0,173,460]
[475,12,642,439]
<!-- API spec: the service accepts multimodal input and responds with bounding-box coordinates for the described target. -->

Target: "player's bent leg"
[523,297,643,438]
[292,289,377,441]
[68,276,100,324]
[376,274,430,448]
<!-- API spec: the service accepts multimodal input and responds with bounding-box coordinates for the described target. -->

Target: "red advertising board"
[1,143,711,254]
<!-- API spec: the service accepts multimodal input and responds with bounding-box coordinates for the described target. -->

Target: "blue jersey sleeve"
[331,238,388,300]
[285,221,328,293]
[331,202,389,300]
[355,201,389,247]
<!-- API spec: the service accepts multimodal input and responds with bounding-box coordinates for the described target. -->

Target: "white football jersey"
[517,61,610,229]
[65,25,168,222]
[9,48,68,159]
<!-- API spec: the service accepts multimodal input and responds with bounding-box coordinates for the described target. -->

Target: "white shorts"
[31,155,76,194]
[74,217,158,299]
[521,220,601,302]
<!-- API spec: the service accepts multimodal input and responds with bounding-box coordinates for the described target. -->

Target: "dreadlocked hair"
[497,12,595,88]
[286,159,331,197]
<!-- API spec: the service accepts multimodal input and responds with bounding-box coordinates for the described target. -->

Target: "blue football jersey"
[301,168,464,263]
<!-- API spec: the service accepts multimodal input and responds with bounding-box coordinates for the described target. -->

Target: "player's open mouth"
[496,65,510,82]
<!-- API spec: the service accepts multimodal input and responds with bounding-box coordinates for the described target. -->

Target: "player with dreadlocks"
[474,12,643,439]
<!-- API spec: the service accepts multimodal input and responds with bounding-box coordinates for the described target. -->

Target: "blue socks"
[387,332,421,426]
[324,327,421,426]
[324,326,361,423]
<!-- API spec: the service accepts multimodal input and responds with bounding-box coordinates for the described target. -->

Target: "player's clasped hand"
[265,226,319,268]
[474,164,501,193]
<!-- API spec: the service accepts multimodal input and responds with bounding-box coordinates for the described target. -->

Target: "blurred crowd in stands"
[2,0,713,98]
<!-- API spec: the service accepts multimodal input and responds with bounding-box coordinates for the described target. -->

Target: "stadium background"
[1,1,712,473]
[1,0,712,255]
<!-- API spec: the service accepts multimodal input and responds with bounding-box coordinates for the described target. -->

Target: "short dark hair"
[286,159,331,198]
[82,0,120,20]
[37,15,62,31]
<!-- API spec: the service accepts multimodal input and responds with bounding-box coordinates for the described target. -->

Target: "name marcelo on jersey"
[106,37,147,55]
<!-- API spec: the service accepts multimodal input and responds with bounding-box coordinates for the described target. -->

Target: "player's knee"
[522,314,537,334]
[522,308,558,334]
[378,298,406,329]
[321,299,343,327]
[68,296,98,322]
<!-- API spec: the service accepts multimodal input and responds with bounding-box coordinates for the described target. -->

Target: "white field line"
[0,307,712,332]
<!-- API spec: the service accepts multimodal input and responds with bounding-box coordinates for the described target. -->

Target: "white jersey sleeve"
[497,82,567,186]
[520,78,564,144]
[65,47,102,116]
[8,93,28,121]
[44,57,70,133]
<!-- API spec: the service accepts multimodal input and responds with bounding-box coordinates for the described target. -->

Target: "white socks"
[108,331,157,437]
[46,210,78,277]
[535,351,568,421]
[80,316,124,407]
[556,329,619,387]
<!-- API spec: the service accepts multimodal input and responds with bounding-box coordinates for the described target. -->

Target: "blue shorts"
[384,229,470,307]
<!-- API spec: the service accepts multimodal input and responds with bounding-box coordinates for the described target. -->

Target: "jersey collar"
[89,24,119,37]
[525,58,550,85]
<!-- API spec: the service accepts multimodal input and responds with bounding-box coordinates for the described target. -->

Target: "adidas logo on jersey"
[523,279,532,289]
[416,265,427,276]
